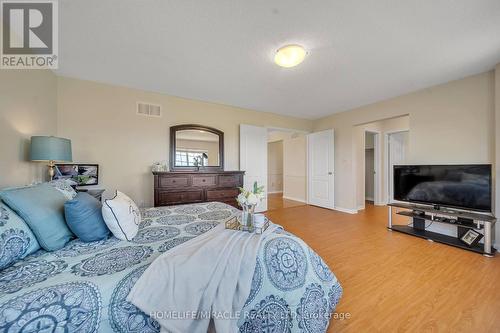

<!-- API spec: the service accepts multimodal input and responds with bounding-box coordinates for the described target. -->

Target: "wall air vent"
[137,102,162,117]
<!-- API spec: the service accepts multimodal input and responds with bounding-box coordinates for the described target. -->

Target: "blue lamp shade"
[30,136,72,162]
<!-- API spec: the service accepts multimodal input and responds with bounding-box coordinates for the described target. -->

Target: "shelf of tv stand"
[389,225,491,255]
[387,202,496,256]
[388,202,496,222]
[395,210,484,230]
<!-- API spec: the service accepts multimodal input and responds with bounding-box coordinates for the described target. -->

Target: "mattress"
[0,202,342,332]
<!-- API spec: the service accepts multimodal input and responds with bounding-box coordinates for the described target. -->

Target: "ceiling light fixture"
[274,44,306,68]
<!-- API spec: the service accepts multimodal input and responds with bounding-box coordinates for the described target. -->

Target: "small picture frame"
[460,229,483,247]
[54,164,99,186]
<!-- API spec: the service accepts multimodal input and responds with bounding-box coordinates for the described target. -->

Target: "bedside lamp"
[30,136,72,180]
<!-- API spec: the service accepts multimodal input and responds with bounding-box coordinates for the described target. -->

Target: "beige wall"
[314,72,495,212]
[56,76,313,206]
[267,141,283,193]
[0,70,57,188]
[354,115,410,208]
[283,135,307,202]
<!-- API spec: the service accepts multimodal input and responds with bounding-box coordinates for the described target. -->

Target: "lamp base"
[48,160,55,181]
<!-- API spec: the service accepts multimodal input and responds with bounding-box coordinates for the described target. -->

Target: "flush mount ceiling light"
[274,44,306,68]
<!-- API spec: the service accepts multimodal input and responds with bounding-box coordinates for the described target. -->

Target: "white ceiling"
[57,0,500,119]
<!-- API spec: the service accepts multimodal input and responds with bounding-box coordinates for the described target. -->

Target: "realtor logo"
[1,0,58,69]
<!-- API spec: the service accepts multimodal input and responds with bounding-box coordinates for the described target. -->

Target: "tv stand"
[388,202,496,257]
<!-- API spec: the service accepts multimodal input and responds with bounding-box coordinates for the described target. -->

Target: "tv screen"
[393,164,491,212]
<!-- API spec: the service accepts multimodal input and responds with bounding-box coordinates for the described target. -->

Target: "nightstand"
[77,188,105,202]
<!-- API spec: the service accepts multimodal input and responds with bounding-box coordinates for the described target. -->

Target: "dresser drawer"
[192,175,217,187]
[218,174,241,187]
[206,188,239,201]
[156,190,204,205]
[159,176,189,188]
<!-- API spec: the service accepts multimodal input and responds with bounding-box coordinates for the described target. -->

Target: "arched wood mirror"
[170,124,224,172]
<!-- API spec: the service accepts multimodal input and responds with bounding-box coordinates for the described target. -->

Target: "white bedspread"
[127,221,280,333]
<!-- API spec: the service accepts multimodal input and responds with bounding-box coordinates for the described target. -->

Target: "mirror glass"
[175,129,220,167]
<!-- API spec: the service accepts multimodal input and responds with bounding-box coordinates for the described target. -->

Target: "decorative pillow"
[65,192,110,242]
[102,191,141,241]
[0,183,74,251]
[48,179,77,200]
[0,202,41,270]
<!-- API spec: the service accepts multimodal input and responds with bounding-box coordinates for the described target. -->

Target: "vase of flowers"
[237,181,265,228]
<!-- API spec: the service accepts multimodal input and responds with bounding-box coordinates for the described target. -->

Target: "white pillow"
[102,191,141,241]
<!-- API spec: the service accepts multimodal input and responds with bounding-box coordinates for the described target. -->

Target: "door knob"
[328,172,333,175]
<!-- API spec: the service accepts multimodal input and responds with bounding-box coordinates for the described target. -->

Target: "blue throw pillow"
[0,183,74,251]
[65,192,110,242]
[0,201,41,270]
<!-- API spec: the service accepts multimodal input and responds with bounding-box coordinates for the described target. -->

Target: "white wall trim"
[333,206,358,214]
[282,195,306,203]
[357,205,365,210]
[268,191,283,194]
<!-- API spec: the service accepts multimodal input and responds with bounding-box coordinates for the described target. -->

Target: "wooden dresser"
[153,171,244,208]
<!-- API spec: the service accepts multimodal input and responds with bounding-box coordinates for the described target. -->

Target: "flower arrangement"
[237,181,265,207]
[236,182,265,227]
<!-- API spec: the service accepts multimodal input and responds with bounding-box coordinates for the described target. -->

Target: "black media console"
[388,202,496,257]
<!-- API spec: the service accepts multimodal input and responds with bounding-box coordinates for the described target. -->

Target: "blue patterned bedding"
[0,202,342,332]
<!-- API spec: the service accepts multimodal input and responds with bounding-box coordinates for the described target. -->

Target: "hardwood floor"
[267,192,305,211]
[265,203,500,332]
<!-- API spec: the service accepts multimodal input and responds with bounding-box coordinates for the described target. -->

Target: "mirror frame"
[170,124,224,172]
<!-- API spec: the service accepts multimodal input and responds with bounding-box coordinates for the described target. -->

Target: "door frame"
[364,130,382,208]
[384,129,409,204]
[306,129,335,209]
[241,125,310,211]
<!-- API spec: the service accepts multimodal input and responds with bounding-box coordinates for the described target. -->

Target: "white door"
[388,131,409,202]
[240,124,268,212]
[307,129,334,209]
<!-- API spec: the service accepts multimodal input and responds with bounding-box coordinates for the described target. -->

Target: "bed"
[0,202,342,332]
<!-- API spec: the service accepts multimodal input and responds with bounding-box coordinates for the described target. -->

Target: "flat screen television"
[393,164,492,213]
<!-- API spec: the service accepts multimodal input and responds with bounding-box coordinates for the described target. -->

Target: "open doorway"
[364,132,377,204]
[267,129,307,211]
[354,115,409,210]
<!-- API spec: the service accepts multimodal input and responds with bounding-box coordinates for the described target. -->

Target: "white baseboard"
[374,201,386,206]
[333,206,358,214]
[267,191,283,194]
[282,195,306,203]
[365,196,374,201]
[357,205,365,210]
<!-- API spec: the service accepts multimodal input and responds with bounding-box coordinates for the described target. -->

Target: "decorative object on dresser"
[30,136,73,180]
[153,171,244,208]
